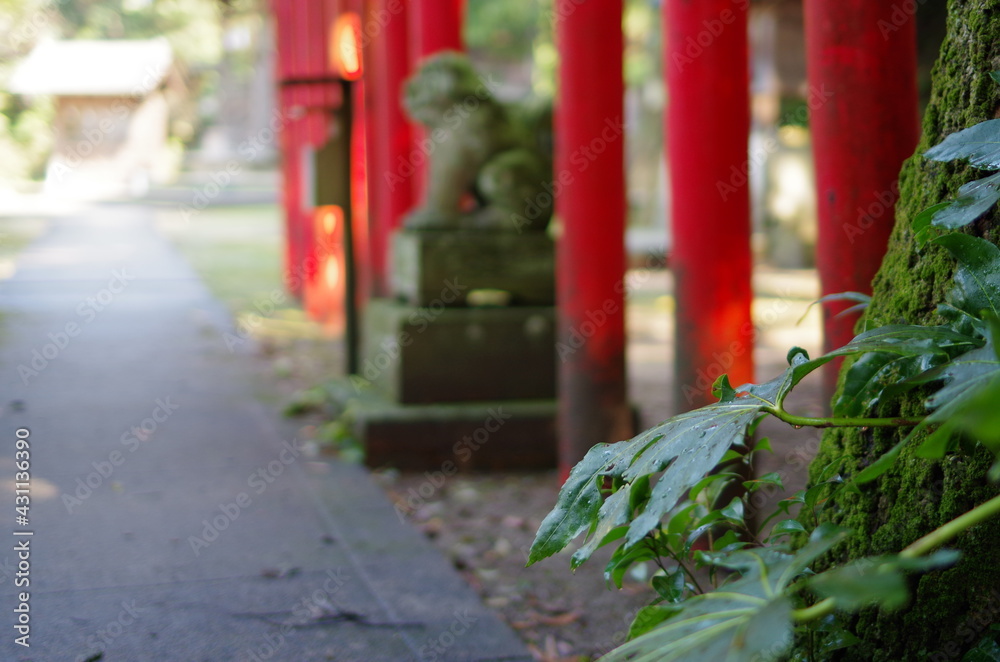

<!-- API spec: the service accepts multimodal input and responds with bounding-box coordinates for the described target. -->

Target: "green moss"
[806,1,1000,659]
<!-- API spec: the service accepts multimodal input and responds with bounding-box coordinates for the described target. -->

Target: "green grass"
[156,204,285,313]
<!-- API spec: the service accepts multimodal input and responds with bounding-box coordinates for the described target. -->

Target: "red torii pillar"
[556,0,630,473]
[363,0,414,297]
[409,0,464,60]
[665,1,754,411]
[271,0,342,299]
[804,1,919,396]
[407,0,465,211]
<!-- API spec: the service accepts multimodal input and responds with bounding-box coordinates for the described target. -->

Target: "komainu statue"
[401,51,553,233]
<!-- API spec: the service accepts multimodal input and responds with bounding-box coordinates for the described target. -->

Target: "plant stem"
[764,407,922,429]
[791,597,836,623]
[661,544,704,594]
[900,493,1000,559]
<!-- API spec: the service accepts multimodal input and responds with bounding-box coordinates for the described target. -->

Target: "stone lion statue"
[401,52,553,232]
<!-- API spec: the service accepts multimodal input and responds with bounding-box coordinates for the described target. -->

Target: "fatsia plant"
[528,81,1000,661]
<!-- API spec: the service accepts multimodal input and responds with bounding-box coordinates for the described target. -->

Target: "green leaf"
[924,118,1000,170]
[769,519,807,539]
[809,550,960,611]
[816,620,862,655]
[652,570,688,604]
[628,604,682,640]
[601,525,848,662]
[605,540,658,589]
[934,234,1000,319]
[991,71,1000,86]
[837,351,943,418]
[962,631,1000,662]
[915,341,1000,459]
[809,559,909,611]
[744,472,784,492]
[929,172,1000,230]
[530,325,974,569]
[720,497,745,524]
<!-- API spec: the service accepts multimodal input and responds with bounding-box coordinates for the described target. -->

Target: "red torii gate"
[270,1,918,472]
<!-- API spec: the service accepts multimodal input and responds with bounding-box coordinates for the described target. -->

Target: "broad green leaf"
[916,342,1000,459]
[914,202,952,247]
[816,619,862,655]
[809,550,960,611]
[836,350,946,418]
[601,525,848,662]
[652,570,688,603]
[925,118,1000,170]
[962,631,1000,662]
[528,381,772,567]
[808,559,908,610]
[720,498,745,524]
[628,604,682,640]
[992,71,1000,86]
[605,540,658,588]
[949,372,1000,453]
[769,519,807,538]
[930,172,1000,230]
[934,234,1000,319]
[530,327,969,568]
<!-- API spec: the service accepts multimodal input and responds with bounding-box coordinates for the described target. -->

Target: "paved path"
[0,203,532,662]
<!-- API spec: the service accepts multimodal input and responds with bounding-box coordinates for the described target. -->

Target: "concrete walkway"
[0,203,532,661]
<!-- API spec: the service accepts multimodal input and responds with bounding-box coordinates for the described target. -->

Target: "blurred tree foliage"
[464,0,664,227]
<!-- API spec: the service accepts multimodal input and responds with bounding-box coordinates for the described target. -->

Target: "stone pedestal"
[362,299,556,404]
[358,228,558,471]
[392,230,555,306]
[357,400,557,472]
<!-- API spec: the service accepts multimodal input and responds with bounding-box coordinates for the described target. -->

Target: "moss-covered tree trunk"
[809,2,1000,660]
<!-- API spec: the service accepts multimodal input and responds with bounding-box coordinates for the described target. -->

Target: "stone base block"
[362,299,556,404]
[357,399,557,472]
[391,230,555,306]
